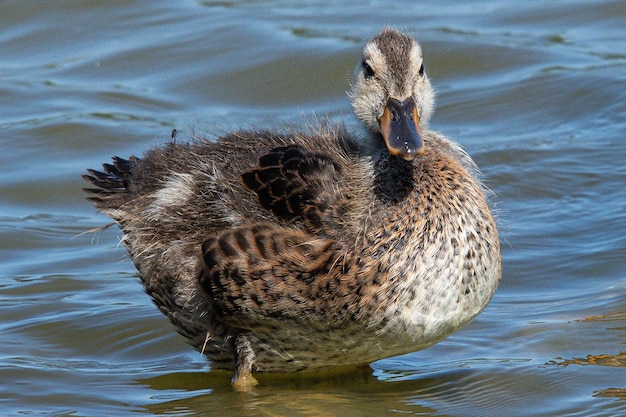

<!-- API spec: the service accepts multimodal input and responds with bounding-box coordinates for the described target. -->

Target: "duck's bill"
[379,97,424,161]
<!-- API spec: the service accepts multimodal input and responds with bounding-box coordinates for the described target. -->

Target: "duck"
[83,28,501,388]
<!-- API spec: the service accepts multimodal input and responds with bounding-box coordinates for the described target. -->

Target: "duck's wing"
[240,144,340,233]
[199,224,338,325]
[199,144,347,325]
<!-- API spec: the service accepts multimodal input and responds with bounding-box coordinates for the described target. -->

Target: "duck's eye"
[362,60,375,78]
[418,63,425,76]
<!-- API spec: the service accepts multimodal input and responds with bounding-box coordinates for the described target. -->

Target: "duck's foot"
[232,369,259,391]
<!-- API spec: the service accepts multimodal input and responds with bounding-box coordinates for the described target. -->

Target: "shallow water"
[1,1,625,416]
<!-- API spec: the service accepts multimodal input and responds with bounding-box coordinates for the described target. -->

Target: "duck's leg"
[231,332,259,390]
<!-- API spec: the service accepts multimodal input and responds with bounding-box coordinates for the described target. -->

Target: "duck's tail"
[82,156,138,203]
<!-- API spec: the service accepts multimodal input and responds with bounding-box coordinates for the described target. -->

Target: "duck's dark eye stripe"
[362,60,375,78]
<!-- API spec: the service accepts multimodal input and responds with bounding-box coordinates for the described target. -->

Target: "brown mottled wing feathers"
[200,145,344,325]
[241,145,339,230]
[199,225,335,324]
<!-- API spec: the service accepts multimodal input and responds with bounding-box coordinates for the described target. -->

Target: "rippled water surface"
[1,1,625,416]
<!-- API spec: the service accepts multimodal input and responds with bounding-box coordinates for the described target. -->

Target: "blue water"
[1,1,625,416]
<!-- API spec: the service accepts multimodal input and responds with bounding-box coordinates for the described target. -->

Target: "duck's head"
[349,28,435,161]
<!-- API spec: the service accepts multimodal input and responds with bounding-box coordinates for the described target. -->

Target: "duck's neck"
[372,151,416,205]
[353,123,422,204]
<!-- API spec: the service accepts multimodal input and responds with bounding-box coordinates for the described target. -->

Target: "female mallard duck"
[84,28,501,388]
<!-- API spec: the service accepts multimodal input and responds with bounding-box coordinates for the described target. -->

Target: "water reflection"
[552,352,626,368]
[594,388,626,401]
[549,309,626,368]
[138,369,440,416]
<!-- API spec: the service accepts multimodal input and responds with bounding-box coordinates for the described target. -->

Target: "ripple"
[1,0,625,415]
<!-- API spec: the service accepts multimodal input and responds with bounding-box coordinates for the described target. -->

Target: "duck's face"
[349,29,435,161]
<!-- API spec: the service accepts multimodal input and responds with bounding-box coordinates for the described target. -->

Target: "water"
[1,1,624,416]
